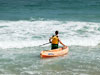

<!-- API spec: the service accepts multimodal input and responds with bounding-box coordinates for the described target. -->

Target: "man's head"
[55,30,59,35]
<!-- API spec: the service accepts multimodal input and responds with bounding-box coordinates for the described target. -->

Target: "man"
[49,31,66,49]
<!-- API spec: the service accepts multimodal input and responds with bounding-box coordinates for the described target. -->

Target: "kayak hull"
[40,46,69,58]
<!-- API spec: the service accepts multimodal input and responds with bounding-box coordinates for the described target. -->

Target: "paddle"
[39,42,50,47]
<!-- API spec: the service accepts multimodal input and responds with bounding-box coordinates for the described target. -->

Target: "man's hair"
[55,31,59,35]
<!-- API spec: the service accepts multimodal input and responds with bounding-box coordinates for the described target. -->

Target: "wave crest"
[0,20,100,48]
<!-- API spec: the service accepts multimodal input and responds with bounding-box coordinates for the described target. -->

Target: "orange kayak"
[40,46,69,58]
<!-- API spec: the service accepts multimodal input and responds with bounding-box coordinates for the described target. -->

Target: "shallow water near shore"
[0,46,100,75]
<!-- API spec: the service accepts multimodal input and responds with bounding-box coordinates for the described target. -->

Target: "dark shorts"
[51,44,58,49]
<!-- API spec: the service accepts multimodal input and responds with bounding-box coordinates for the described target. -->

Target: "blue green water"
[0,0,100,75]
[0,0,100,22]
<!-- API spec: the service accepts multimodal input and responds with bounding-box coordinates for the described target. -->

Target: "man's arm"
[58,38,66,47]
[49,35,54,43]
[49,37,52,43]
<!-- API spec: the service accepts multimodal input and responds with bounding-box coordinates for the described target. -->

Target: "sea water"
[0,0,100,75]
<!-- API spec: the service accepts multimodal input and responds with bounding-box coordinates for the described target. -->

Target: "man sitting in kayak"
[49,31,66,49]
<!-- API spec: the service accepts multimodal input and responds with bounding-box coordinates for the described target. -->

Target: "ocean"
[0,0,100,75]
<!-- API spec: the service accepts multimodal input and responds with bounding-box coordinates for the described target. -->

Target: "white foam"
[0,20,100,48]
[0,40,48,49]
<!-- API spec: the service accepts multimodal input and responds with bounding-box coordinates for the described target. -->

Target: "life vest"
[51,36,59,44]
